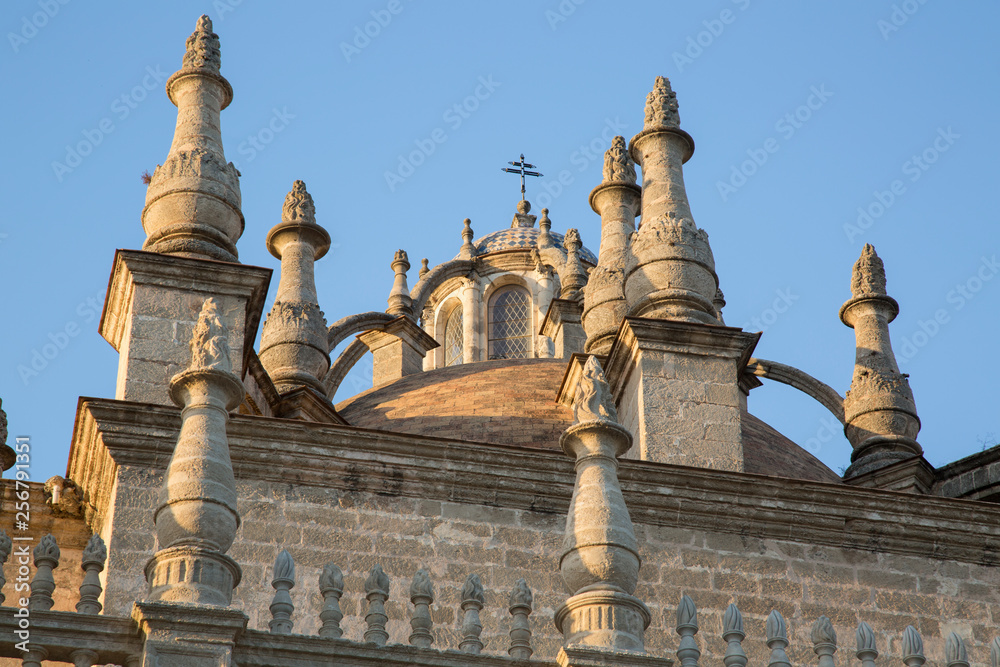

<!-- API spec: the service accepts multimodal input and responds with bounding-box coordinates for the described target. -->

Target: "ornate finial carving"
[851,244,888,297]
[409,568,435,648]
[460,573,485,655]
[723,604,747,667]
[856,621,878,667]
[644,76,681,129]
[183,15,221,72]
[560,228,587,302]
[29,535,60,611]
[419,258,430,278]
[282,179,317,225]
[766,610,791,667]
[946,633,969,667]
[318,563,345,639]
[269,549,296,634]
[603,135,637,184]
[387,249,413,317]
[364,565,391,646]
[812,616,838,667]
[508,579,533,660]
[573,356,618,423]
[902,626,925,667]
[512,199,537,229]
[189,298,232,372]
[77,534,107,614]
[676,595,701,667]
[990,637,1000,667]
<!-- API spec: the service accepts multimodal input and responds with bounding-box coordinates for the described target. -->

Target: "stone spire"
[560,229,588,303]
[840,244,922,478]
[147,298,244,606]
[537,208,554,249]
[625,76,719,324]
[582,136,642,355]
[555,356,650,651]
[387,250,413,316]
[141,15,244,262]
[259,180,332,395]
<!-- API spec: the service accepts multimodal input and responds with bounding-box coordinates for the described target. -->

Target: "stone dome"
[471,227,598,264]
[337,358,841,483]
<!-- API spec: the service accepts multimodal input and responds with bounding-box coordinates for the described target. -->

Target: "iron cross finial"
[501,153,543,201]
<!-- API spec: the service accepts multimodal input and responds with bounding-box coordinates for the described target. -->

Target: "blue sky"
[2,1,998,482]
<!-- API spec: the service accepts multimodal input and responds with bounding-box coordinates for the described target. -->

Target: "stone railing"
[2,535,999,667]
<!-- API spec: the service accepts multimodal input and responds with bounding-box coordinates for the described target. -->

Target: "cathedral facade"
[1,15,999,667]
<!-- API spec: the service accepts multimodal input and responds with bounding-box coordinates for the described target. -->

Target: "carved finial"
[183,15,221,72]
[902,626,925,667]
[419,258,430,278]
[458,217,478,259]
[29,534,60,611]
[644,76,681,129]
[812,616,837,645]
[77,534,107,614]
[508,579,533,660]
[856,621,877,652]
[44,475,83,516]
[364,565,391,646]
[573,356,618,423]
[282,180,316,225]
[387,250,413,316]
[990,637,1000,667]
[723,604,747,667]
[537,208,553,249]
[512,199,537,229]
[561,228,588,302]
[812,616,838,667]
[851,244,888,297]
[318,563,345,639]
[676,595,701,667]
[189,298,232,372]
[269,549,296,634]
[946,633,969,667]
[766,610,791,667]
[460,573,485,654]
[603,136,637,185]
[409,568,435,648]
[856,621,878,667]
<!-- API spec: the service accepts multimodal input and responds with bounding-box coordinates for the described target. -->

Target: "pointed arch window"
[444,306,463,367]
[488,286,531,360]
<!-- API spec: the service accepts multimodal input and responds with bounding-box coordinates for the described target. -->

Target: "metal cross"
[501,154,542,201]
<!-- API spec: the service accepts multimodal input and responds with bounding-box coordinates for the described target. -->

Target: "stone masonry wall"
[96,471,1000,665]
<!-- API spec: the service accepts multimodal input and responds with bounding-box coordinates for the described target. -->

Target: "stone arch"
[409,259,474,317]
[322,337,369,400]
[747,357,846,423]
[326,311,396,350]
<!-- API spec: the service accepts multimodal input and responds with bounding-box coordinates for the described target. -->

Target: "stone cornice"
[69,397,1000,565]
[0,608,141,663]
[99,249,272,375]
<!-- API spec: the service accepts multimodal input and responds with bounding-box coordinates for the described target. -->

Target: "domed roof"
[336,358,841,484]
[474,227,597,264]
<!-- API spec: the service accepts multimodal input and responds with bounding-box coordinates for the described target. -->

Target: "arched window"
[444,306,463,367]
[488,286,531,360]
